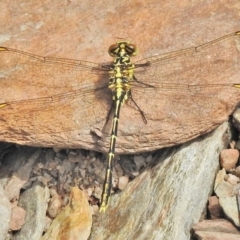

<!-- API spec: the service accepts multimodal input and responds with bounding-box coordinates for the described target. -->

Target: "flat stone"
[192,219,240,240]
[0,1,240,154]
[219,196,240,227]
[215,181,234,198]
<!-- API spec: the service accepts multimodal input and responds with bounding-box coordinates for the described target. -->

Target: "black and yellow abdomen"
[99,41,137,212]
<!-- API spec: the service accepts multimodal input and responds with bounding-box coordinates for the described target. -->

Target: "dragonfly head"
[108,41,138,58]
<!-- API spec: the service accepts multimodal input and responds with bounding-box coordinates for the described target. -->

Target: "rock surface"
[90,122,230,240]
[0,1,240,239]
[2,149,41,201]
[219,196,240,227]
[0,0,240,153]
[192,219,240,240]
[41,187,92,240]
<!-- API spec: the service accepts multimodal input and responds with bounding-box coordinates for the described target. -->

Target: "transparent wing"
[129,32,240,126]
[0,47,111,135]
[1,32,240,151]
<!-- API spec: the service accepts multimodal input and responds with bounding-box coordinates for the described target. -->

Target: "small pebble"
[229,141,236,149]
[9,205,26,231]
[93,168,101,176]
[48,160,59,169]
[62,160,72,172]
[93,186,102,199]
[86,187,94,197]
[91,204,99,214]
[53,147,62,153]
[145,155,152,163]
[37,176,52,186]
[114,163,124,177]
[133,155,146,169]
[80,169,86,178]
[49,188,58,197]
[118,176,129,190]
[219,149,239,171]
[68,154,80,163]
[47,194,62,218]
[208,196,223,219]
[232,166,240,177]
[37,162,44,169]
[215,168,226,190]
[225,174,240,185]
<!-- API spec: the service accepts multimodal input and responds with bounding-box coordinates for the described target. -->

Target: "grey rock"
[0,148,41,201]
[90,121,230,240]
[214,168,226,189]
[219,196,240,227]
[12,183,50,240]
[215,180,234,198]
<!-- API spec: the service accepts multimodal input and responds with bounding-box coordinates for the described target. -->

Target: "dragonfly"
[1,32,240,211]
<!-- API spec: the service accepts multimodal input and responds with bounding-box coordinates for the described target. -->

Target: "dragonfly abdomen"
[99,41,138,212]
[99,90,126,212]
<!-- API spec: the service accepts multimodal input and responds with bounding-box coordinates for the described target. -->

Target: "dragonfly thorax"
[108,41,137,98]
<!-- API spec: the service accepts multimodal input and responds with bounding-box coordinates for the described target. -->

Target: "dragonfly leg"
[135,61,151,68]
[129,92,147,124]
[132,75,154,88]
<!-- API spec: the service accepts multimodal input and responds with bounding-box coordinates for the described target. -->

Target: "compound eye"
[108,43,119,57]
[125,43,138,56]
[108,42,138,57]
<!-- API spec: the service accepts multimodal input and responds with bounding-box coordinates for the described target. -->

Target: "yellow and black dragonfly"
[1,32,240,211]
